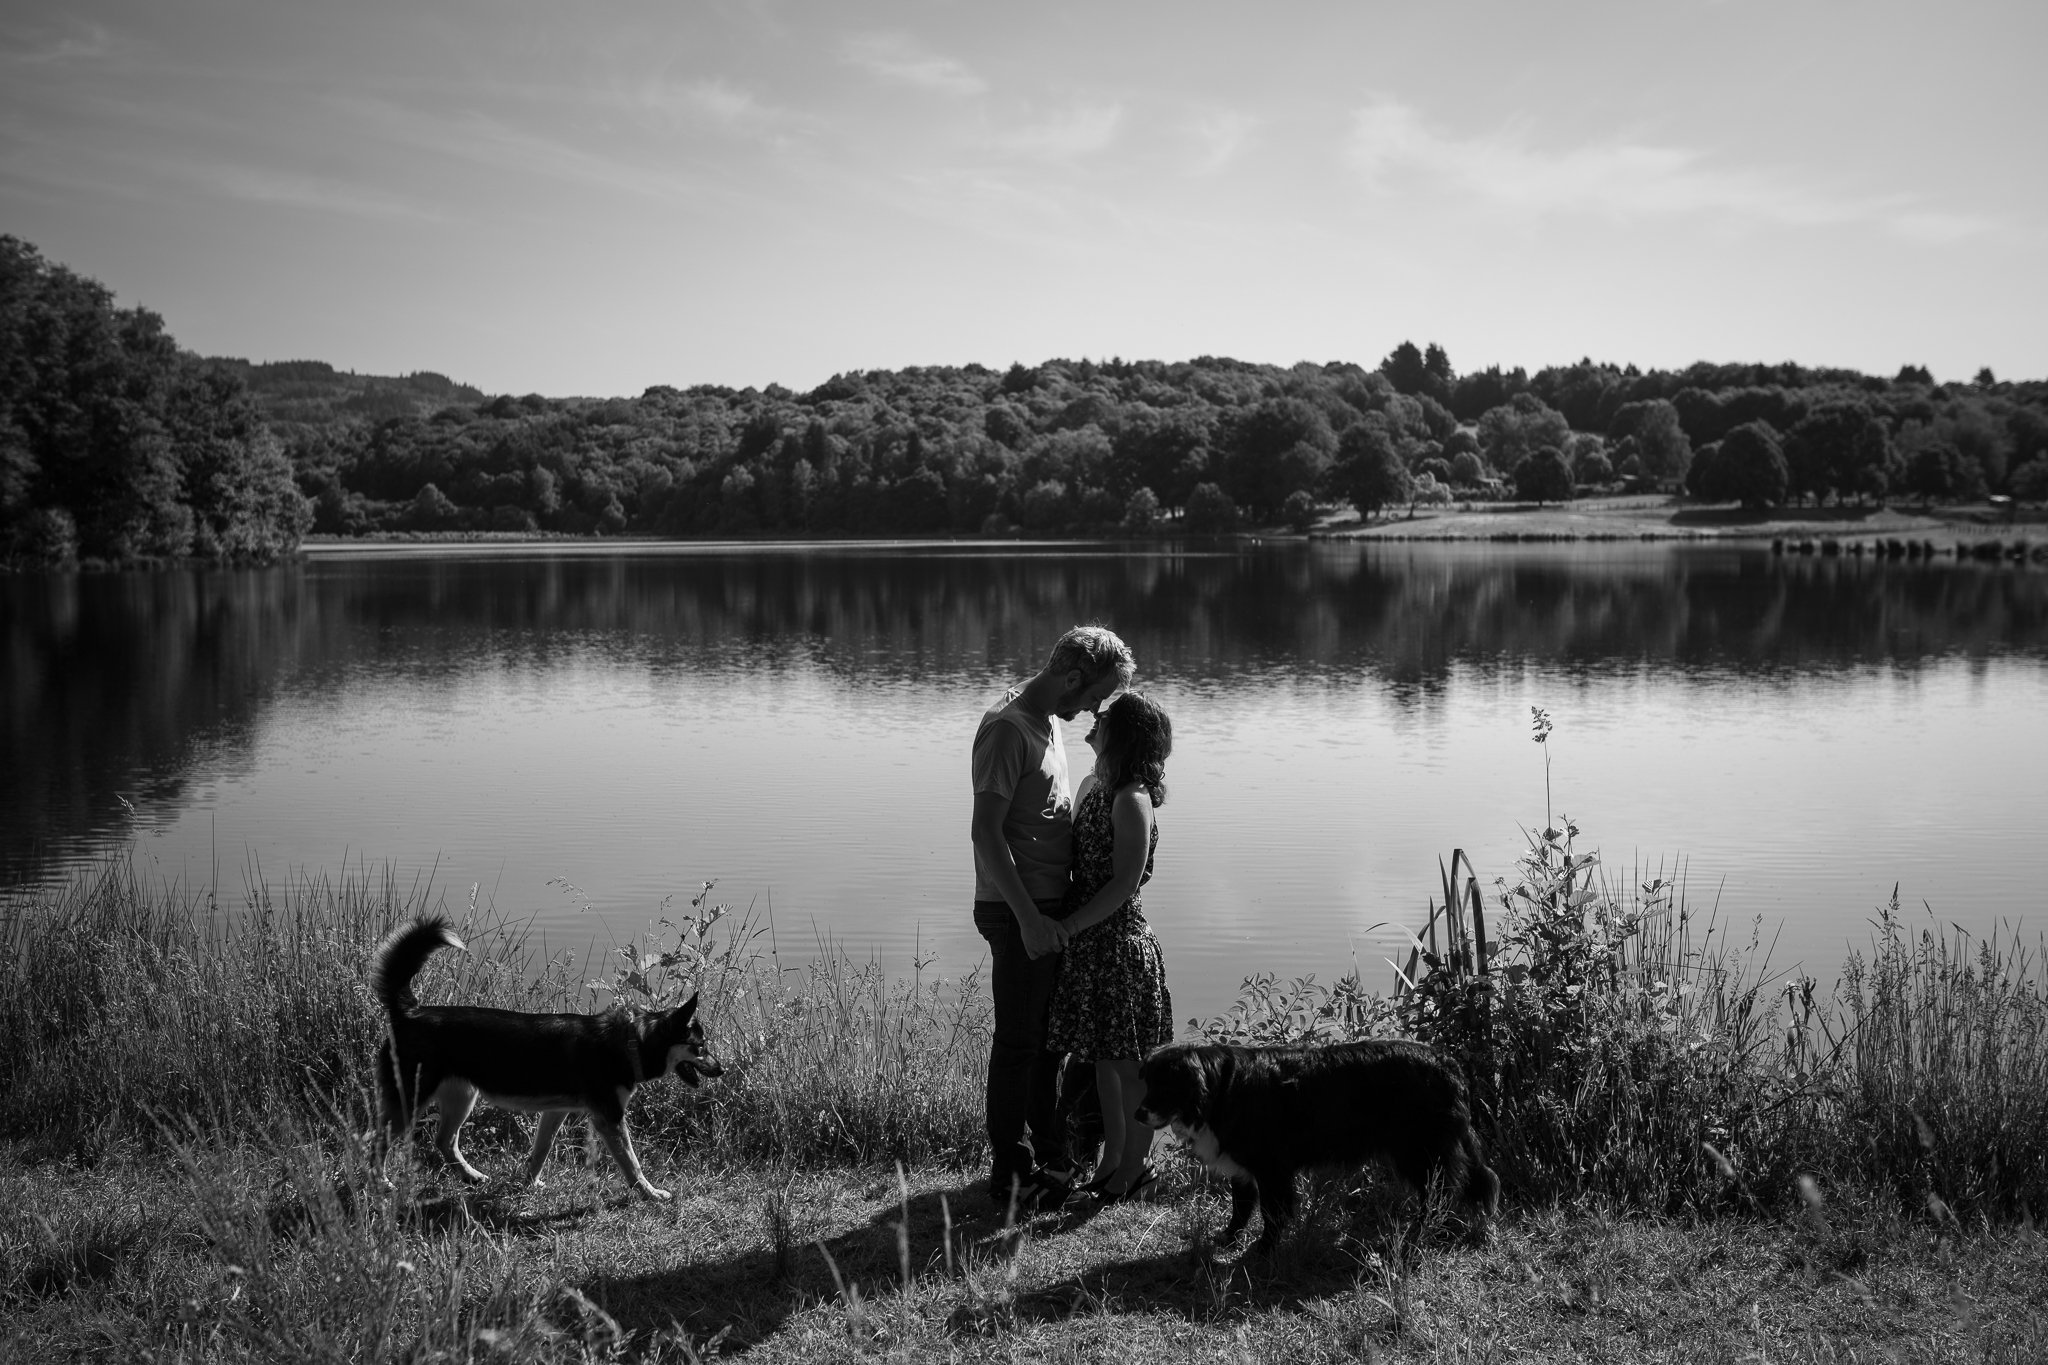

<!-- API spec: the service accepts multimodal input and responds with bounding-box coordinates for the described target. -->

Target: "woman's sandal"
[1095,1163,1160,1205]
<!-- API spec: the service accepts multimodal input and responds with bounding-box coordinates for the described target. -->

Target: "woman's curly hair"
[1092,691,1172,807]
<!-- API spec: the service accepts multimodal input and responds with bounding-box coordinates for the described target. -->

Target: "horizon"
[5,1,2042,397]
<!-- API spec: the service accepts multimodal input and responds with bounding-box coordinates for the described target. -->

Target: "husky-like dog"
[1135,1038,1498,1252]
[371,918,721,1201]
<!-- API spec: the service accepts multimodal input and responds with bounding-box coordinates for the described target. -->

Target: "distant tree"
[1895,364,1934,386]
[1183,481,1237,533]
[2010,457,2048,503]
[1019,478,1070,530]
[1218,397,1335,518]
[1785,402,1892,505]
[1281,488,1318,532]
[1478,394,1571,475]
[1121,485,1161,531]
[1513,447,1574,504]
[407,481,460,529]
[1423,343,1455,386]
[1901,443,1984,503]
[983,403,1030,449]
[2010,407,2048,476]
[1380,341,1429,396]
[1112,406,1212,512]
[1695,422,1788,509]
[1332,416,1410,519]
[1607,399,1691,484]
[1450,450,1486,486]
[1450,365,1527,421]
[1975,367,1997,388]
[1573,448,1614,487]
[1411,472,1453,507]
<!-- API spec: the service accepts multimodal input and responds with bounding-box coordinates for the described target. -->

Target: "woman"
[1046,691,1174,1202]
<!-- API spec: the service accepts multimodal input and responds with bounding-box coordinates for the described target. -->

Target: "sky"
[3,0,2042,397]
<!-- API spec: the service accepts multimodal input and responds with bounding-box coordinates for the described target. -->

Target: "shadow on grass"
[1669,505,1883,528]
[574,1173,1429,1352]
[567,1179,1000,1350]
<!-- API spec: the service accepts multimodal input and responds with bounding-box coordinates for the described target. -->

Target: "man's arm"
[1057,787,1153,936]
[972,790,1064,959]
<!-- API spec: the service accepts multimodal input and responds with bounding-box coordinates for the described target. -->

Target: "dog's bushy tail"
[1460,1127,1501,1216]
[371,917,464,1019]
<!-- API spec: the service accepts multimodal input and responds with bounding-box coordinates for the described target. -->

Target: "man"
[970,624,1134,1210]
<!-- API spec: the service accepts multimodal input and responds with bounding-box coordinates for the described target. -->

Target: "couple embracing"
[969,625,1175,1211]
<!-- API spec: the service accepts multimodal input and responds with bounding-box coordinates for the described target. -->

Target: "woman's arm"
[1062,786,1154,935]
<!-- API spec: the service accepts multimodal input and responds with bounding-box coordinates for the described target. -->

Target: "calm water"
[6,541,2046,1022]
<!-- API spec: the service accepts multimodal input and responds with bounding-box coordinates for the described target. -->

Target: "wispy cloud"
[1346,97,1995,242]
[1185,108,1253,175]
[1891,210,1997,245]
[185,163,439,221]
[332,96,717,207]
[989,102,1122,161]
[842,33,986,97]
[625,77,810,149]
[2,20,114,66]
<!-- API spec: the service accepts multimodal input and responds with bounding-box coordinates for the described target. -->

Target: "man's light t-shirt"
[970,686,1073,904]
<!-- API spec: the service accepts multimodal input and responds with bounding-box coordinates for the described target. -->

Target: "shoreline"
[291,495,2048,556]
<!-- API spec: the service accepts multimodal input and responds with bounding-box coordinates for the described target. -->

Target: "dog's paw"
[641,1186,673,1202]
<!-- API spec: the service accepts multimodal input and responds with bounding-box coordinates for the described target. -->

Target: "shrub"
[1182,481,1237,533]
[1121,485,1161,531]
[1280,488,1318,531]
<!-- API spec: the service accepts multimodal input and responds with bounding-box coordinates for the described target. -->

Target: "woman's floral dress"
[1046,782,1172,1061]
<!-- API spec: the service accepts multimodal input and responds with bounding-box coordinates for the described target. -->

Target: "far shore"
[296,496,2048,556]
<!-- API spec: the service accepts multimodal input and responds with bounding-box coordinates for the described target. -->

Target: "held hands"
[1021,912,1070,960]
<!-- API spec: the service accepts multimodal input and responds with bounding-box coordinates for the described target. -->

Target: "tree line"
[1,237,312,567]
[6,235,2047,566]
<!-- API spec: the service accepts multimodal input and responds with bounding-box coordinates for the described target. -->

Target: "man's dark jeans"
[974,899,1070,1187]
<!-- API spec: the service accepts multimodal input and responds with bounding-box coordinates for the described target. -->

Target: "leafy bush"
[1203,711,2048,1221]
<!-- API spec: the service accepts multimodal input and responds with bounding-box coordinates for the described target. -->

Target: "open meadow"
[5,828,2046,1363]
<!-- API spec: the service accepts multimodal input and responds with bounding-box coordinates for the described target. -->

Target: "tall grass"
[7,825,2044,1224]
[1200,818,2048,1222]
[0,856,987,1172]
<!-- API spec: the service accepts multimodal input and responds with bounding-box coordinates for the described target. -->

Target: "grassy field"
[1325,493,2048,548]
[4,827,2046,1361]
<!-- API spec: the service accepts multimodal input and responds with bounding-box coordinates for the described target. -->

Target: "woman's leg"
[1107,1059,1153,1186]
[1091,1060,1126,1186]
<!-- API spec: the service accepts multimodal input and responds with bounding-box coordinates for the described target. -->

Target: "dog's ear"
[678,991,699,1022]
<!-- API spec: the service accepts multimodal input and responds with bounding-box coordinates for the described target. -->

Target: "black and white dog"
[1135,1038,1499,1251]
[371,918,721,1201]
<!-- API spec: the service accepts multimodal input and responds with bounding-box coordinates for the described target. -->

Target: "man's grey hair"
[1046,625,1135,689]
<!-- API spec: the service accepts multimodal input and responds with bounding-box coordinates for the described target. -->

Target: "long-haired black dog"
[1135,1038,1499,1253]
[372,917,721,1201]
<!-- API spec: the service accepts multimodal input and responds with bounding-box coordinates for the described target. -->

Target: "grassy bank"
[1324,493,2048,549]
[4,827,2045,1360]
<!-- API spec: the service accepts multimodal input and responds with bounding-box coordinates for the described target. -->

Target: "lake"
[5,539,2046,1023]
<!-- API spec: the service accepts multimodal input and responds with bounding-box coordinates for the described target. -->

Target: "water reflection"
[6,542,2045,893]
